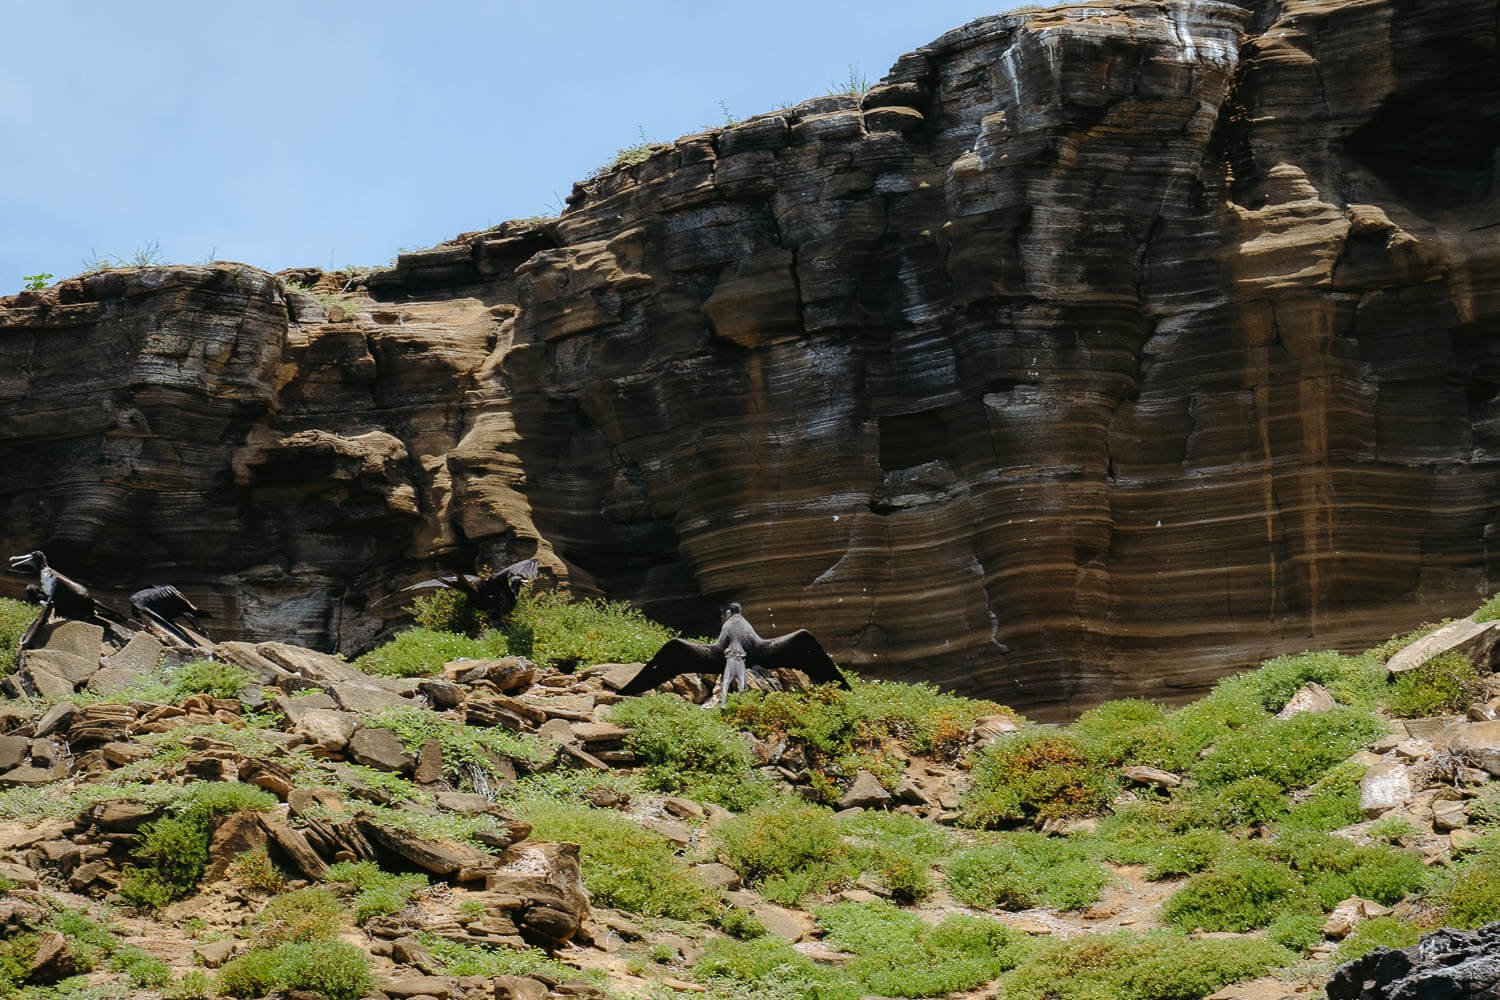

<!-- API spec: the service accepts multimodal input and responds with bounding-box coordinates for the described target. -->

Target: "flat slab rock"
[1386,619,1500,675]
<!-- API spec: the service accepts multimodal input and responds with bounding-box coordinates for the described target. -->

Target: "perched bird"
[6,550,127,649]
[621,602,850,707]
[130,584,213,648]
[399,557,541,618]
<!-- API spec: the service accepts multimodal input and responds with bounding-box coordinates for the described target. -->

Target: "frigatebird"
[620,603,850,707]
[7,551,128,649]
[398,557,541,618]
[130,584,213,648]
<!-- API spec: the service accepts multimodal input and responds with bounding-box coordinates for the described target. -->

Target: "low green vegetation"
[169,659,253,700]
[961,730,1116,827]
[516,798,719,919]
[119,782,277,909]
[0,598,31,670]
[945,833,1110,910]
[836,810,953,903]
[1383,651,1482,717]
[713,799,851,905]
[364,705,551,778]
[253,887,347,948]
[0,898,140,997]
[607,693,771,810]
[354,627,509,678]
[217,939,373,1000]
[1001,931,1293,1000]
[1439,832,1500,928]
[1332,915,1424,962]
[1190,708,1387,790]
[1472,594,1500,622]
[419,934,605,986]
[324,860,428,923]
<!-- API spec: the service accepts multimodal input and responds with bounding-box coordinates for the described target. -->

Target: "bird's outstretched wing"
[618,639,723,697]
[500,558,540,583]
[753,630,850,689]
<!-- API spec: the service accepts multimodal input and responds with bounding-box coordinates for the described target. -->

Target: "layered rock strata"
[2,0,1498,713]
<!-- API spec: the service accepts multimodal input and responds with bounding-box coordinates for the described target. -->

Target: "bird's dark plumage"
[621,606,848,705]
[7,550,128,649]
[399,557,540,617]
[131,584,212,648]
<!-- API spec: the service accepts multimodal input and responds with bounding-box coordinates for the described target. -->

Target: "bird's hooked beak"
[7,552,42,575]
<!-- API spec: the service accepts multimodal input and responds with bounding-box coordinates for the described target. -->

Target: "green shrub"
[1200,776,1288,829]
[109,945,172,988]
[170,660,251,700]
[164,969,215,1000]
[1086,803,1185,865]
[1281,762,1368,833]
[1441,835,1500,928]
[0,599,32,671]
[218,940,372,1000]
[411,588,493,636]
[119,783,276,908]
[226,848,285,893]
[1216,650,1384,714]
[363,705,551,780]
[254,887,346,947]
[714,905,766,939]
[1332,914,1424,962]
[961,730,1116,827]
[714,800,850,904]
[1070,699,1187,771]
[1265,911,1324,952]
[1191,708,1386,790]
[1144,829,1231,881]
[324,861,428,924]
[1268,830,1430,908]
[816,901,1031,998]
[1383,651,1483,717]
[836,811,953,904]
[693,936,846,999]
[606,694,770,811]
[1002,930,1292,1000]
[508,590,676,669]
[517,799,718,919]
[354,627,509,678]
[1472,594,1500,622]
[1161,851,1317,932]
[944,833,1111,911]
[417,934,603,985]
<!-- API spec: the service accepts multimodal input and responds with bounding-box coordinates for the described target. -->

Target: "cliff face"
[2,0,1498,714]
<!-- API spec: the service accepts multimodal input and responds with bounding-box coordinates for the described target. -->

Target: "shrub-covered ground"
[0,585,1497,1000]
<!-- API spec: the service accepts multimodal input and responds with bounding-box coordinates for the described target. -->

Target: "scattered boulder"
[486,841,590,949]
[1119,765,1182,789]
[1323,897,1391,939]
[838,770,892,810]
[1444,721,1500,776]
[1386,619,1500,676]
[329,680,414,715]
[21,667,75,700]
[24,650,98,686]
[295,708,360,752]
[0,735,28,772]
[34,702,77,738]
[348,727,416,774]
[101,632,164,674]
[1360,762,1413,817]
[26,931,77,984]
[86,666,145,695]
[1277,681,1337,718]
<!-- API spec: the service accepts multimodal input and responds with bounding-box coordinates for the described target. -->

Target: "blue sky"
[1,2,1019,290]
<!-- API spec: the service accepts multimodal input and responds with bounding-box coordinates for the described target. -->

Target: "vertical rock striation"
[1,0,1498,714]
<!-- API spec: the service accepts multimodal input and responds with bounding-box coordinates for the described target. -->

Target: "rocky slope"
[2,0,1498,712]
[3,590,1500,1000]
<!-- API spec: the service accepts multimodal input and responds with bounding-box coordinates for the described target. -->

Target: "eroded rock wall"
[2,0,1497,713]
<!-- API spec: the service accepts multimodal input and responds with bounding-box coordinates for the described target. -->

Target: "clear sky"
[1,1,1022,291]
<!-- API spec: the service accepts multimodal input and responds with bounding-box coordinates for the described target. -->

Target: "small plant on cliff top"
[21,273,51,290]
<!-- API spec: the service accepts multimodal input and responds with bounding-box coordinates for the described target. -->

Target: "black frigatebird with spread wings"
[7,550,129,649]
[620,603,850,707]
[130,584,214,648]
[398,557,541,618]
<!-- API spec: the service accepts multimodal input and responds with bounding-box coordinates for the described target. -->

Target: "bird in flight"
[620,602,849,707]
[398,557,541,619]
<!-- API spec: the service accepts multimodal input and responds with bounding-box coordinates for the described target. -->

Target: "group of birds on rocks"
[6,552,847,702]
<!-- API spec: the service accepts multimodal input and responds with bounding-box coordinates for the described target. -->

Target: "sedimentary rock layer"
[2,0,1498,714]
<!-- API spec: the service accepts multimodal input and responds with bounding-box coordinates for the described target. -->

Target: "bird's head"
[7,551,45,575]
[724,601,742,619]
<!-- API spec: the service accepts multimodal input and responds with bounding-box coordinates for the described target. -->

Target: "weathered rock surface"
[1327,921,1500,999]
[2,0,1499,712]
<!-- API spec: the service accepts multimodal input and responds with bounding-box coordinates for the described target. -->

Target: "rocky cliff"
[2,0,1498,714]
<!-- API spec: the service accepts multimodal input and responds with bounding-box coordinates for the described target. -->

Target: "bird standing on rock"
[6,550,128,649]
[621,602,850,707]
[130,584,214,648]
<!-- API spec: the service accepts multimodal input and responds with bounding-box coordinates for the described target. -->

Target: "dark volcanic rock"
[2,0,1499,712]
[1327,921,1500,999]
